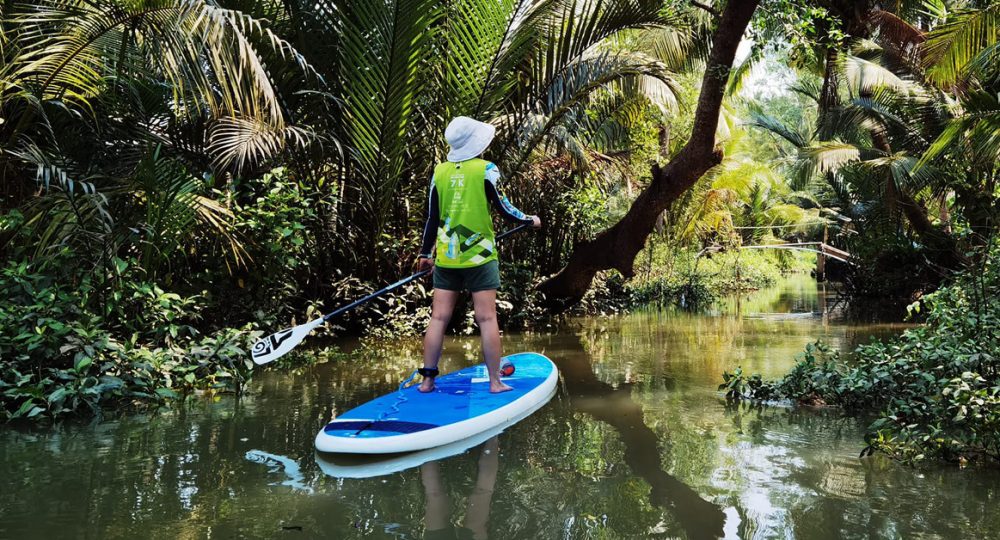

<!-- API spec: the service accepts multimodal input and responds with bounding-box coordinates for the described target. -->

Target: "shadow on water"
[312,341,728,538]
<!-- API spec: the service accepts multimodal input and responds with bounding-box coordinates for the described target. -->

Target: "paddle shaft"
[321,223,529,323]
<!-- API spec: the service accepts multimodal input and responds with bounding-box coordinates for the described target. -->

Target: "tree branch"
[537,0,761,309]
[691,1,719,17]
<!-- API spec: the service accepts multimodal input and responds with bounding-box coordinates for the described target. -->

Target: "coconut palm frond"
[443,0,527,117]
[868,8,925,59]
[965,41,1000,82]
[727,42,764,97]
[800,142,864,174]
[849,87,928,141]
[525,0,678,101]
[789,78,822,103]
[581,93,645,154]
[866,152,940,195]
[13,0,311,127]
[508,51,672,173]
[744,111,808,148]
[696,208,735,236]
[543,124,592,172]
[919,91,1000,168]
[332,0,440,223]
[611,67,681,113]
[843,54,914,95]
[207,116,317,173]
[633,7,709,73]
[923,3,1000,85]
[765,203,819,230]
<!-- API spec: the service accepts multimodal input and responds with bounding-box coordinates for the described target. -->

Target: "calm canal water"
[3,275,999,539]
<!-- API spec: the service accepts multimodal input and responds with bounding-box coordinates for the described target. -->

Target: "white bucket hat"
[445,116,496,162]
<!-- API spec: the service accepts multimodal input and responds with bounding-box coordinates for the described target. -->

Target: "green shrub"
[195,168,319,326]
[0,257,257,421]
[627,271,715,309]
[721,249,1000,464]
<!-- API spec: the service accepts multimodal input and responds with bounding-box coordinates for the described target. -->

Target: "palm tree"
[307,0,691,278]
[918,3,1000,241]
[745,4,1000,278]
[0,0,320,291]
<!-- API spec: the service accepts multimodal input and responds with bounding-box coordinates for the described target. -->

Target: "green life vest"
[433,158,496,268]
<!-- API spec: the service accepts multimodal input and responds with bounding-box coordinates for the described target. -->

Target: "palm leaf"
[868,7,925,60]
[13,0,311,129]
[441,0,546,118]
[11,141,113,258]
[919,89,1000,168]
[743,111,808,148]
[789,78,822,103]
[506,51,672,173]
[800,141,864,174]
[332,0,440,228]
[130,150,247,274]
[923,4,1000,85]
[206,116,317,172]
[726,41,764,97]
[842,54,914,96]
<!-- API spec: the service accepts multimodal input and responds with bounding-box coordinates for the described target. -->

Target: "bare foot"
[489,381,513,393]
[419,378,436,393]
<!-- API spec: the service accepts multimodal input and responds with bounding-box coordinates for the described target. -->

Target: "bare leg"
[471,290,512,393]
[421,289,460,393]
[420,461,451,532]
[463,437,500,540]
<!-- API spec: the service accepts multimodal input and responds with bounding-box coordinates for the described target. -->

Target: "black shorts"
[432,260,500,292]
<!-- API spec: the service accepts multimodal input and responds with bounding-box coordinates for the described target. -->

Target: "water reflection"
[3,276,1000,539]
[558,344,727,539]
[422,437,499,540]
[246,449,314,493]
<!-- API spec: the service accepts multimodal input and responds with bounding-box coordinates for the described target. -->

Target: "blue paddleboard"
[314,352,558,454]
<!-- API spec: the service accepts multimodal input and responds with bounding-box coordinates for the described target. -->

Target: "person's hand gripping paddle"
[250,224,530,365]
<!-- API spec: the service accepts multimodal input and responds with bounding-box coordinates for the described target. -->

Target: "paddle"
[250,223,531,365]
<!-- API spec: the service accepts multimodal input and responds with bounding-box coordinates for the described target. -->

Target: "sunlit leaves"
[923,3,1000,86]
[207,116,316,172]
[799,141,861,174]
[842,54,912,95]
[441,0,527,118]
[331,0,440,226]
[12,0,310,128]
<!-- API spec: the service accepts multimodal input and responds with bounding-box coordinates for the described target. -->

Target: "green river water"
[3,275,1000,539]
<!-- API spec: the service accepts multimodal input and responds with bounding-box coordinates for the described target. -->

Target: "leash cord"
[352,369,419,436]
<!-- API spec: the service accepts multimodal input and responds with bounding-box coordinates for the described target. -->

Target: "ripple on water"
[1,276,999,539]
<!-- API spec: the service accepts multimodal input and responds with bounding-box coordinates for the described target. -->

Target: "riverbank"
[723,249,1000,465]
[0,247,814,421]
[6,276,998,538]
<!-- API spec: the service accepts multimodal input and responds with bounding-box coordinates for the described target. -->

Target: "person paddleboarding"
[416,117,541,394]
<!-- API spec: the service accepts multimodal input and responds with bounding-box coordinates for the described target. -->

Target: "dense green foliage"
[722,245,1000,464]
[0,255,256,420]
[742,1,1000,296]
[2,0,998,426]
[712,0,1000,466]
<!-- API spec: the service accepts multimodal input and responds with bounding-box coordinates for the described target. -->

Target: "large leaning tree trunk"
[537,0,760,309]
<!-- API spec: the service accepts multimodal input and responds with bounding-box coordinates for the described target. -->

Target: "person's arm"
[418,179,440,269]
[484,163,537,226]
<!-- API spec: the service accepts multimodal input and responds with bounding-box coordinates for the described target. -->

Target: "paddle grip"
[322,224,529,323]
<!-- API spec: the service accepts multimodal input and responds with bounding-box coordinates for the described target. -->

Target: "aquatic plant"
[722,245,1000,465]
